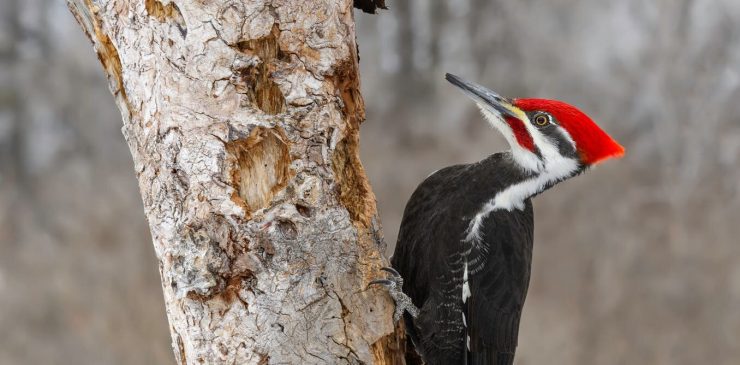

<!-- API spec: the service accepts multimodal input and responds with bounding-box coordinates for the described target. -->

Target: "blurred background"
[1,0,740,364]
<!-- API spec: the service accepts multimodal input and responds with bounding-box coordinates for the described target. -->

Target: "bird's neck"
[499,152,582,210]
[463,153,580,243]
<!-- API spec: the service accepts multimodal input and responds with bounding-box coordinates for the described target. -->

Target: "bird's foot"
[369,267,420,323]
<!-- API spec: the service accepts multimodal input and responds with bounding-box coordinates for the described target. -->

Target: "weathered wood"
[66,0,402,363]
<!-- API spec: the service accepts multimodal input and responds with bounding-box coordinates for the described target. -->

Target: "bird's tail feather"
[468,350,515,365]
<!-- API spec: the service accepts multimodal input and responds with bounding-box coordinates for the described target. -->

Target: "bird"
[371,73,625,365]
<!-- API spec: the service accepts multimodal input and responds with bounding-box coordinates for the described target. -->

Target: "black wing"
[391,164,473,363]
[465,201,534,364]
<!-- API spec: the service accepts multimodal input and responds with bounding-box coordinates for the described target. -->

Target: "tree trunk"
[66,0,404,363]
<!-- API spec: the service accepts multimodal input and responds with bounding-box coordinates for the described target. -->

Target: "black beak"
[445,73,520,119]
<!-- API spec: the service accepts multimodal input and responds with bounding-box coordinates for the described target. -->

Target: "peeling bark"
[66,0,404,363]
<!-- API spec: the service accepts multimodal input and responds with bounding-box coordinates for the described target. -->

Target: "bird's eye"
[533,113,550,126]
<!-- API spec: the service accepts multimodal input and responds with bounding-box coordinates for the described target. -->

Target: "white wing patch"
[462,262,471,303]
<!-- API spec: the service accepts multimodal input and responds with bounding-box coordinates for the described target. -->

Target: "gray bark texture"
[65,0,405,363]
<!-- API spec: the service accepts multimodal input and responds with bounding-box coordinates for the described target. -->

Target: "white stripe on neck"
[463,155,578,243]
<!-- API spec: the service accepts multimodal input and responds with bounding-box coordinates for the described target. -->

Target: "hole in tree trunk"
[233,25,287,115]
[227,127,291,215]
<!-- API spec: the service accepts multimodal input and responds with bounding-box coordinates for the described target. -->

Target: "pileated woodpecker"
[372,74,625,365]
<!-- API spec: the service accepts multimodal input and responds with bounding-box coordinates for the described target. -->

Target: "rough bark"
[65,0,405,363]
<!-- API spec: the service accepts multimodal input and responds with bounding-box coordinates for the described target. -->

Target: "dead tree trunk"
[66,0,403,363]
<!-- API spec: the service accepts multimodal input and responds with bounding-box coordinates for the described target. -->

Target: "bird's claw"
[380,266,402,277]
[369,267,420,323]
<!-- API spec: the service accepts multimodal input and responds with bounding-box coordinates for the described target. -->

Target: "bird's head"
[446,73,624,175]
